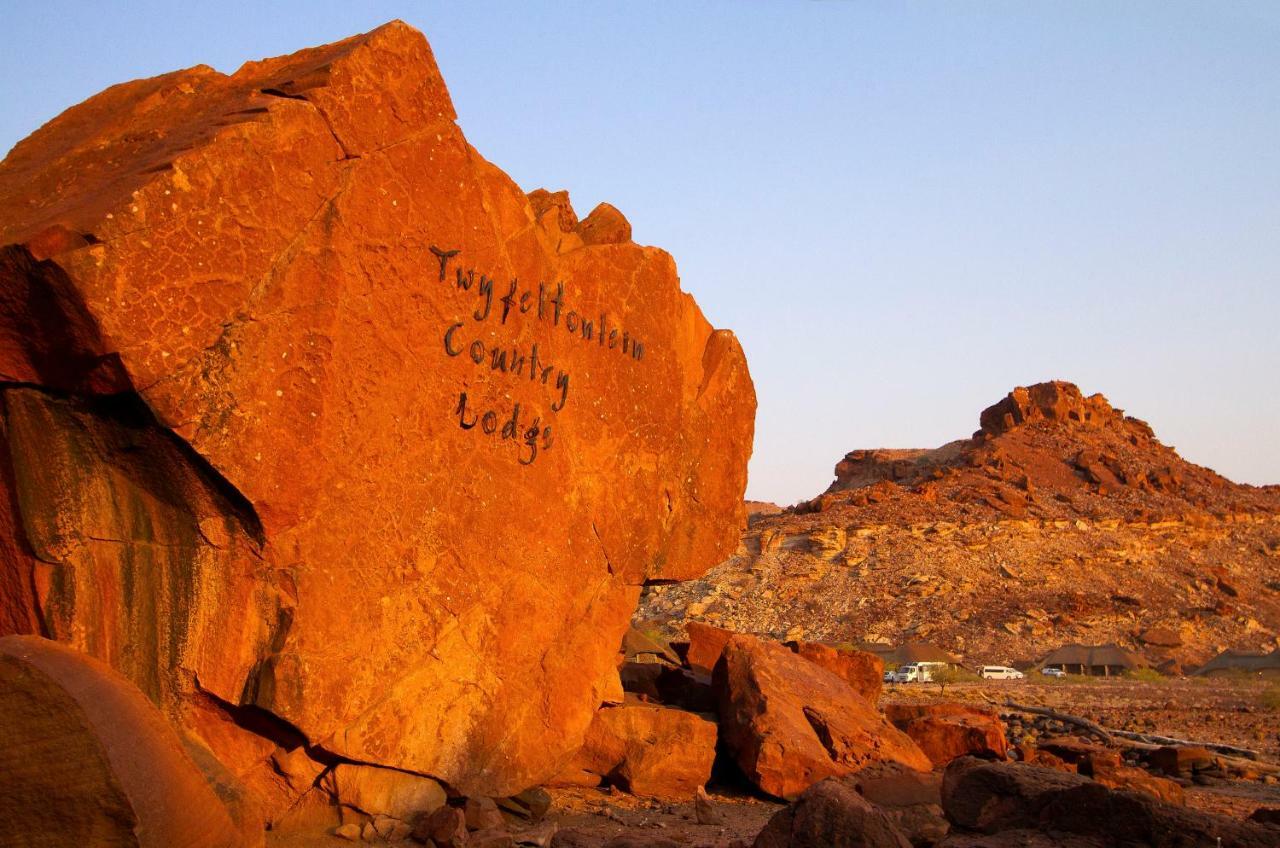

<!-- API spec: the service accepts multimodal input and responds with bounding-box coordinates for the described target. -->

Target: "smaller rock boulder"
[752,778,912,848]
[788,641,883,703]
[1148,745,1214,777]
[845,762,949,847]
[686,621,736,675]
[0,635,254,848]
[411,805,468,848]
[465,796,507,831]
[1138,627,1182,648]
[941,758,1089,833]
[883,704,1008,767]
[551,701,716,800]
[715,634,930,800]
[1079,751,1184,806]
[325,763,446,822]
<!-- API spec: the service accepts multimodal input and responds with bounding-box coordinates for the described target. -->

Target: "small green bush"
[932,665,979,694]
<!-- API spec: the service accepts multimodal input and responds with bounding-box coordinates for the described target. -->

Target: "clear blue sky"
[3,2,1278,505]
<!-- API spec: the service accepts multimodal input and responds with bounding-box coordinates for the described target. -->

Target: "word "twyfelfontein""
[431,246,647,361]
[431,246,650,466]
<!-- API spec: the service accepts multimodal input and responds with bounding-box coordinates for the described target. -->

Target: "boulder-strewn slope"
[642,382,1280,668]
[0,19,754,806]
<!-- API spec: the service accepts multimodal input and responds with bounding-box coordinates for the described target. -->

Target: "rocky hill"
[640,382,1280,670]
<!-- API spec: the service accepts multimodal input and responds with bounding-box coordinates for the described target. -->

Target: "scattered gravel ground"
[884,677,1280,761]
[266,676,1278,845]
[264,785,781,847]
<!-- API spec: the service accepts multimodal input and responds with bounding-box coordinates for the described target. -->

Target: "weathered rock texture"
[883,704,1009,767]
[0,634,252,847]
[0,21,754,799]
[642,382,1280,668]
[714,634,930,800]
[788,640,883,703]
[551,701,717,799]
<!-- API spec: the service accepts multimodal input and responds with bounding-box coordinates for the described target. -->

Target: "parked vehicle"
[980,665,1025,680]
[883,669,898,684]
[1040,666,1067,678]
[893,661,950,683]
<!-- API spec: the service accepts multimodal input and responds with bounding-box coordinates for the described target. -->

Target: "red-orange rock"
[0,634,254,847]
[1137,627,1182,648]
[978,382,1117,437]
[551,701,717,800]
[1035,736,1109,766]
[1148,745,1215,777]
[788,641,883,703]
[1080,752,1184,806]
[0,20,754,798]
[714,634,930,799]
[1014,745,1076,773]
[0,386,281,716]
[324,764,446,821]
[883,703,1009,767]
[685,621,736,675]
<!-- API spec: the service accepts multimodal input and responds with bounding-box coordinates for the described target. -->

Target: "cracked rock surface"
[0,18,755,807]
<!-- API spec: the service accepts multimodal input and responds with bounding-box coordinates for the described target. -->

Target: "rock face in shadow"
[752,778,912,848]
[0,20,755,798]
[0,634,254,847]
[941,758,1276,847]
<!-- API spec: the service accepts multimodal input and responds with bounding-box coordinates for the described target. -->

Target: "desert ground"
[263,674,1279,846]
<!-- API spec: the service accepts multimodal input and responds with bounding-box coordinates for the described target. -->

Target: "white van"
[893,661,949,683]
[980,665,1025,680]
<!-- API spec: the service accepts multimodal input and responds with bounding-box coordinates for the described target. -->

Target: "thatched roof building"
[1040,643,1146,676]
[865,641,961,668]
[1193,648,1280,677]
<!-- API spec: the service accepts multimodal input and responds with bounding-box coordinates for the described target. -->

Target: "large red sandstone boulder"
[551,701,717,799]
[714,634,931,800]
[789,641,883,703]
[883,703,1009,766]
[0,635,255,847]
[0,21,754,798]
